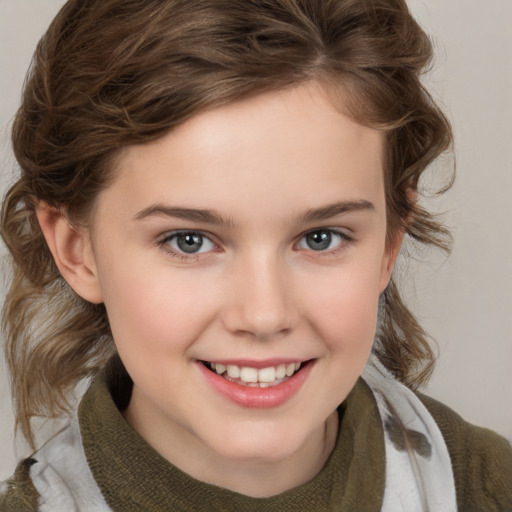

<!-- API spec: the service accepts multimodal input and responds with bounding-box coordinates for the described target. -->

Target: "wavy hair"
[1,0,452,445]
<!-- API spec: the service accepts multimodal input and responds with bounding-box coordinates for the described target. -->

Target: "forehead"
[101,83,386,223]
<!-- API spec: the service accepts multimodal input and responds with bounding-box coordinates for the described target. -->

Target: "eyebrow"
[134,205,235,227]
[300,200,375,222]
[134,200,374,226]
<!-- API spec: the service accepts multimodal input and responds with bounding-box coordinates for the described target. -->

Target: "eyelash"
[296,229,353,255]
[156,228,353,261]
[156,231,219,261]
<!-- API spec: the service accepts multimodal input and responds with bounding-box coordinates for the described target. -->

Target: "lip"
[197,359,314,409]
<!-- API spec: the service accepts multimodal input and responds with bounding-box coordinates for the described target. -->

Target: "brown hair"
[1,0,452,445]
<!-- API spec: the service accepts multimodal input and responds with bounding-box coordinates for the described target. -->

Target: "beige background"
[1,0,511,479]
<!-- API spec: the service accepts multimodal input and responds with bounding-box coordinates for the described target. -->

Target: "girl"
[1,0,511,510]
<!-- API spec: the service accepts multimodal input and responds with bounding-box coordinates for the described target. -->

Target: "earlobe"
[36,202,103,304]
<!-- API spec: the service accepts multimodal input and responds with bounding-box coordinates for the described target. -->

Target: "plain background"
[0,0,511,479]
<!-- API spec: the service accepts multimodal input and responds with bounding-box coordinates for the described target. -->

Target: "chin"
[204,419,317,464]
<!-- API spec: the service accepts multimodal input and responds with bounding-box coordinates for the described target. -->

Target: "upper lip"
[200,358,312,369]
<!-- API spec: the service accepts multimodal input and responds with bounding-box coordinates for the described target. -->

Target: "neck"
[125,402,339,497]
[196,411,339,497]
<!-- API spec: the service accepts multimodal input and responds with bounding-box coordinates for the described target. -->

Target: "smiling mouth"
[201,361,305,388]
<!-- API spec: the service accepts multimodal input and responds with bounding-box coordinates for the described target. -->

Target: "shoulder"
[418,392,512,511]
[0,458,40,512]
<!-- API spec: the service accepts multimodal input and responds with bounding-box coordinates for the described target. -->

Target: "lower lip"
[197,361,313,409]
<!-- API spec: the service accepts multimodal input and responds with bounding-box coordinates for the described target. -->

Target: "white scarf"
[362,354,457,511]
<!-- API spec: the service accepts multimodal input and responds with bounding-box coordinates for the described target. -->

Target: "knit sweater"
[1,374,511,511]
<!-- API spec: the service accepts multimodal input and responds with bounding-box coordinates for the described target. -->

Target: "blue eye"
[162,231,216,255]
[297,229,348,252]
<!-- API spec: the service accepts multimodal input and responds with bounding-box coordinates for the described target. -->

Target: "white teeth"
[209,361,304,385]
[258,366,276,383]
[275,364,286,379]
[226,365,240,379]
[240,367,258,383]
[286,363,296,377]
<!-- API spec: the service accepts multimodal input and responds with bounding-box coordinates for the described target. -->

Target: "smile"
[203,361,302,388]
[198,359,313,409]
[196,359,316,409]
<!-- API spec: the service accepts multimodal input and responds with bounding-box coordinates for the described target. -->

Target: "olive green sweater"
[2,375,511,511]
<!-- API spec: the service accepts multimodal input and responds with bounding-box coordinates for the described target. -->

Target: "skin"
[37,82,403,497]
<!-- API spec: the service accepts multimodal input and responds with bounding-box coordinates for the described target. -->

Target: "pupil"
[177,233,203,253]
[307,231,331,251]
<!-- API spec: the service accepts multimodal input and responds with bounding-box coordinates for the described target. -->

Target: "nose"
[221,253,299,340]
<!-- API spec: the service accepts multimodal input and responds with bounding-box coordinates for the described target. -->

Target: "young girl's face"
[83,82,400,486]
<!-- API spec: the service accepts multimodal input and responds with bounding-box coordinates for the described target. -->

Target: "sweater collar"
[79,373,385,511]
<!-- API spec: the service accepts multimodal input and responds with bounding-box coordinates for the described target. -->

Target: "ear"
[378,228,405,293]
[36,202,103,304]
[378,188,416,292]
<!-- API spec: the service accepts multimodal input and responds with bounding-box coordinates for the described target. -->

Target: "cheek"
[300,261,382,352]
[98,258,219,357]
